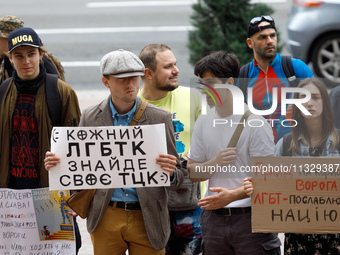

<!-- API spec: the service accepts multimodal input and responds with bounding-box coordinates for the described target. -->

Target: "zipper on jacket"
[259,66,270,103]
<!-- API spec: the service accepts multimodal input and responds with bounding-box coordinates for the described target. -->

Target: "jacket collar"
[96,96,147,126]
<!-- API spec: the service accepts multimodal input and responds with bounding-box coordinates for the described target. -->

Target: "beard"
[155,79,179,91]
[253,41,277,61]
[258,44,277,60]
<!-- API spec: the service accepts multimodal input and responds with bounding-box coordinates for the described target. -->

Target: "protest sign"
[49,124,169,190]
[251,156,340,234]
[0,188,75,254]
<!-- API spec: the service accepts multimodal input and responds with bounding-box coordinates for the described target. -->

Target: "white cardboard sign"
[0,188,75,254]
[49,124,169,190]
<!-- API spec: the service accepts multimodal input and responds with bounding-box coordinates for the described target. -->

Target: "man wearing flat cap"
[0,15,64,84]
[45,49,184,255]
[237,15,313,143]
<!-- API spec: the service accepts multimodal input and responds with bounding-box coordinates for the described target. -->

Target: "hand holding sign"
[243,177,254,197]
[156,153,177,177]
[44,151,60,171]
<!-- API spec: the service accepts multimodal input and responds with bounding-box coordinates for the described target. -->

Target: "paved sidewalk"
[76,89,108,112]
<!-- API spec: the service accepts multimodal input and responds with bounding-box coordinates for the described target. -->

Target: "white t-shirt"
[188,104,274,207]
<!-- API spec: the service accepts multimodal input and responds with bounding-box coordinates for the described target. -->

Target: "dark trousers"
[200,209,281,255]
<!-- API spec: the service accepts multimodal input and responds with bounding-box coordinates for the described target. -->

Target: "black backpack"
[282,130,340,156]
[238,56,300,102]
[0,74,61,126]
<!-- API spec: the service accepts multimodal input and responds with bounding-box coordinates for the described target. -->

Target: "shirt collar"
[109,98,137,120]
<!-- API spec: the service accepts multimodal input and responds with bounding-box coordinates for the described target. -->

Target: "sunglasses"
[250,15,274,25]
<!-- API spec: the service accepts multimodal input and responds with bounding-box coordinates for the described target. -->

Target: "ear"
[102,76,110,89]
[227,77,234,85]
[144,68,154,80]
[246,38,253,49]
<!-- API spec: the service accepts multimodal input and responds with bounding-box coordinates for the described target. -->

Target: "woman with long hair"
[245,77,340,254]
[278,77,339,157]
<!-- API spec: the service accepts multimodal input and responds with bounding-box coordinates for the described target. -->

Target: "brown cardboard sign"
[251,156,340,234]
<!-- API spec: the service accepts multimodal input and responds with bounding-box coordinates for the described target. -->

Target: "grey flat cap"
[100,49,145,78]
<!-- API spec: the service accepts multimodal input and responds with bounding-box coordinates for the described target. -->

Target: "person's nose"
[267,36,274,45]
[172,65,179,74]
[128,78,133,85]
[23,56,30,64]
[304,98,313,108]
[127,77,137,87]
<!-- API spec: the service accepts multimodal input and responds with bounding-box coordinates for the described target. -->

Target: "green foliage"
[188,0,277,66]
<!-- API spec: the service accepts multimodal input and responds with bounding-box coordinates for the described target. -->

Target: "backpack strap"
[282,55,299,87]
[129,100,148,126]
[227,110,252,147]
[0,78,13,115]
[45,73,61,126]
[239,63,250,103]
[282,132,293,156]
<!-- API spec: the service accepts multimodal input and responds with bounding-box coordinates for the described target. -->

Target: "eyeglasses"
[250,15,274,25]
